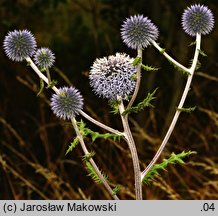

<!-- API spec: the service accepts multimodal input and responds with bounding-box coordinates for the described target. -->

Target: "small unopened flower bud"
[182,4,214,36]
[51,87,83,120]
[121,15,159,49]
[3,30,36,62]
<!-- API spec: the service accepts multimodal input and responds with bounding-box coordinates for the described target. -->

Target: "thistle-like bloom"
[3,30,37,61]
[51,87,83,120]
[34,48,55,69]
[89,53,136,100]
[121,15,159,49]
[182,4,214,36]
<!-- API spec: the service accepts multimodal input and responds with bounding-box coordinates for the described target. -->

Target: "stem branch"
[141,33,201,181]
[71,118,119,200]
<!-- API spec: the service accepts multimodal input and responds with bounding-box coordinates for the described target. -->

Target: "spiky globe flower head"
[34,48,55,69]
[182,4,214,36]
[3,30,37,62]
[121,15,159,49]
[89,53,136,100]
[51,87,83,120]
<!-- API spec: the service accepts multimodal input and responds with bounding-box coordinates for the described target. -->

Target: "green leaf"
[198,49,207,57]
[85,161,108,184]
[160,48,165,54]
[108,99,120,115]
[122,88,158,115]
[46,80,58,89]
[141,64,159,71]
[77,120,123,142]
[65,137,79,155]
[37,78,44,96]
[142,151,197,184]
[189,41,196,46]
[177,106,196,113]
[112,185,122,195]
[132,56,141,66]
[82,151,96,161]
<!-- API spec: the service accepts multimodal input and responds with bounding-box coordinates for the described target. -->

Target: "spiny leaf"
[198,49,207,57]
[141,64,159,71]
[46,80,58,89]
[112,185,122,195]
[177,106,196,113]
[77,120,123,142]
[65,137,79,155]
[109,99,120,114]
[189,41,196,46]
[82,151,95,161]
[122,88,158,115]
[160,48,165,54]
[37,78,44,96]
[142,151,197,184]
[85,161,108,184]
[132,56,141,66]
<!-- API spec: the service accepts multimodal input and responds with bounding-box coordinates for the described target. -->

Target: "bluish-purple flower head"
[89,53,136,100]
[121,15,159,49]
[182,4,214,36]
[34,48,55,69]
[51,87,83,120]
[3,30,37,62]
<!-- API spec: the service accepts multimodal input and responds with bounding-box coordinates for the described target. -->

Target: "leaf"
[108,99,120,115]
[177,106,196,113]
[112,185,122,195]
[37,78,44,96]
[132,56,141,66]
[189,41,196,46]
[82,151,96,161]
[141,64,159,71]
[122,88,158,115]
[85,161,108,184]
[142,151,197,184]
[77,120,123,142]
[65,137,79,155]
[198,49,207,57]
[46,80,58,89]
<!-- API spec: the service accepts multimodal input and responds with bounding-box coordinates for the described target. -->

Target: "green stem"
[141,33,201,181]
[71,118,119,200]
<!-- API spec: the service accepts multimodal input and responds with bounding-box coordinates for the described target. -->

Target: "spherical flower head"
[121,15,159,49]
[51,87,83,120]
[182,4,214,36]
[3,30,37,62]
[89,53,136,100]
[34,48,55,69]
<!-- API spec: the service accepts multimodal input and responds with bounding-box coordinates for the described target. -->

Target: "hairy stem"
[46,68,51,84]
[141,33,201,181]
[118,98,142,199]
[71,118,119,200]
[127,48,143,109]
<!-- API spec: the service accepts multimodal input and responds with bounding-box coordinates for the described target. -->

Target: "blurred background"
[0,0,217,199]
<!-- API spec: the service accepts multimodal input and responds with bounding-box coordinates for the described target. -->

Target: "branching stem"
[141,33,201,181]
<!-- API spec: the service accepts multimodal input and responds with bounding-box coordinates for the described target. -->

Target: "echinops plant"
[3,4,214,200]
